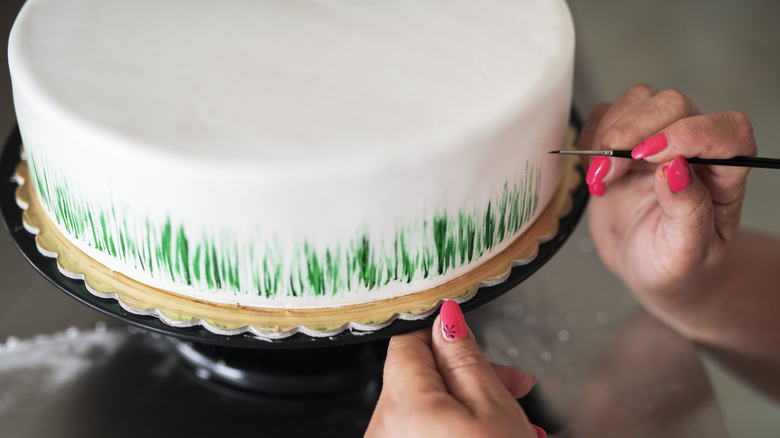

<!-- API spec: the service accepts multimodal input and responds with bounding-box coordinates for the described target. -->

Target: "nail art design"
[667,155,691,193]
[531,424,547,438]
[632,133,668,159]
[440,300,467,340]
[585,155,610,185]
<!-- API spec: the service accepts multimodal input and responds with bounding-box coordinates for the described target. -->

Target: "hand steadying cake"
[365,300,546,438]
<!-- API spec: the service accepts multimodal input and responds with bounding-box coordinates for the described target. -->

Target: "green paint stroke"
[25,151,543,299]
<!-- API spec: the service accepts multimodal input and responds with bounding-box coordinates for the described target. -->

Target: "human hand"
[365,300,545,438]
[581,84,756,315]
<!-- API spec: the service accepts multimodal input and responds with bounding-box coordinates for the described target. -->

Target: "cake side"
[9,0,575,307]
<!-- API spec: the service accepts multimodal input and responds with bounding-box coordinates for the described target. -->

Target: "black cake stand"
[0,117,588,395]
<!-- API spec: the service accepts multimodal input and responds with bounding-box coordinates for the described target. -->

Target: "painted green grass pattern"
[26,151,542,299]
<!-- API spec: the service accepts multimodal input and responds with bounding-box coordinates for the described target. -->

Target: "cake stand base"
[168,337,388,396]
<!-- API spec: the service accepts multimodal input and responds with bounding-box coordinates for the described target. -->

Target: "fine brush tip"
[547,150,592,156]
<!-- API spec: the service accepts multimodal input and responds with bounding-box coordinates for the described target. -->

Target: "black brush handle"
[686,155,780,169]
[551,150,780,169]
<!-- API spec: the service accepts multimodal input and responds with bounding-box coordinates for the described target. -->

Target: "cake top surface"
[9,0,573,165]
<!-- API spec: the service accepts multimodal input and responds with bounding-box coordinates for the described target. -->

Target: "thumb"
[432,300,526,415]
[654,156,717,270]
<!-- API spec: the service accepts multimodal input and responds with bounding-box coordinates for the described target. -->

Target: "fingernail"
[440,300,467,340]
[585,155,611,185]
[589,181,606,197]
[531,424,547,438]
[632,133,668,159]
[667,155,691,193]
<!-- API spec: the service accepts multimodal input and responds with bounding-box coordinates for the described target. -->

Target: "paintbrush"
[549,149,780,169]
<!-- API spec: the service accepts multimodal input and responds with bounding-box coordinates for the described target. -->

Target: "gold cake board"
[14,132,580,339]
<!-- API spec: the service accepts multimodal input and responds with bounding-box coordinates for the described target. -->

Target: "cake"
[8,0,575,311]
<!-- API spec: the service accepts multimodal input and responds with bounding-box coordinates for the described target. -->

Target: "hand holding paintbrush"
[574,85,780,387]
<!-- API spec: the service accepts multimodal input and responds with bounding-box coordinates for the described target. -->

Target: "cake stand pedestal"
[168,336,388,396]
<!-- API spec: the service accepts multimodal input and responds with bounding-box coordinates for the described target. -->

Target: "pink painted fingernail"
[667,155,691,193]
[585,155,611,185]
[440,300,467,340]
[589,181,606,197]
[632,133,668,159]
[531,424,547,438]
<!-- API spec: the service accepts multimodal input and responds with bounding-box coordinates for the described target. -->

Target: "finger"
[368,330,443,437]
[643,111,756,162]
[381,328,447,399]
[577,103,609,194]
[491,363,537,399]
[598,88,702,185]
[650,157,718,278]
[583,84,658,194]
[592,84,659,147]
[641,112,755,242]
[432,300,525,416]
[381,326,538,400]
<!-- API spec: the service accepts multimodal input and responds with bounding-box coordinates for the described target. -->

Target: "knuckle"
[725,110,751,128]
[624,83,657,101]
[725,111,757,153]
[656,88,692,111]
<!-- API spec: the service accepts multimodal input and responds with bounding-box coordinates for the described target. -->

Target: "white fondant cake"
[9,0,574,308]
